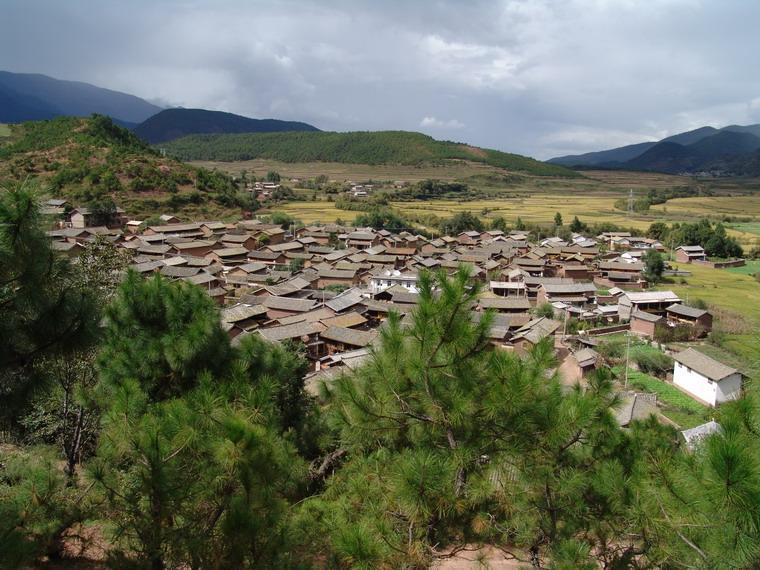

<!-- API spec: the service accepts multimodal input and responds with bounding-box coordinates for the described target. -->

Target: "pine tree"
[92,273,310,568]
[97,270,232,402]
[0,181,98,429]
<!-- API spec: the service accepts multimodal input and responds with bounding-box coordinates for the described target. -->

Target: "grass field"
[725,260,760,276]
[667,262,760,327]
[662,262,760,386]
[0,124,11,138]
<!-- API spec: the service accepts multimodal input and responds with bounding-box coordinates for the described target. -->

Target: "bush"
[597,337,627,360]
[533,303,555,319]
[630,346,673,377]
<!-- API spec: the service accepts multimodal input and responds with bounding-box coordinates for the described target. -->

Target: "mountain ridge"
[549,123,760,175]
[135,108,319,144]
[0,71,162,124]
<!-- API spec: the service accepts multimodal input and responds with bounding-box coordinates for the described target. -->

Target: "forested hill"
[162,130,577,176]
[0,115,248,218]
[135,108,320,144]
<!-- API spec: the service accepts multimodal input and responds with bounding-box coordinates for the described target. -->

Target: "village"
[45,197,745,441]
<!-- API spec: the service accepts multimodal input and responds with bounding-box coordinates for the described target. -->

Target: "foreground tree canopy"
[1,187,759,569]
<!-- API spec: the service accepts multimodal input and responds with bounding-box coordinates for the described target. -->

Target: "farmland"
[227,160,760,248]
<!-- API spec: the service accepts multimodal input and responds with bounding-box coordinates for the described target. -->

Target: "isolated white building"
[673,348,743,407]
[369,269,418,294]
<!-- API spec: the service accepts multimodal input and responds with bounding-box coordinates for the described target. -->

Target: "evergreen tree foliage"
[0,445,94,566]
[97,271,232,402]
[92,273,313,568]
[0,182,98,428]
[299,268,638,567]
[569,216,588,233]
[642,249,665,283]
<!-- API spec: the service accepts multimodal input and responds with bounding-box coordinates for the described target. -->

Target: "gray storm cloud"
[2,0,760,159]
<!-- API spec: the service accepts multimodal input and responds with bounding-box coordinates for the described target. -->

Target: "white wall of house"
[369,275,418,294]
[673,361,742,407]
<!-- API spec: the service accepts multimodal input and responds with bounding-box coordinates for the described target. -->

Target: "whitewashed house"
[673,348,743,407]
[369,269,419,294]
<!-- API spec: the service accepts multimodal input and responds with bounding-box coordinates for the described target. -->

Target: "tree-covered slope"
[0,115,250,218]
[163,130,577,176]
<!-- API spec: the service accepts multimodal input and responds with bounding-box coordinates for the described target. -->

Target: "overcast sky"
[3,0,760,159]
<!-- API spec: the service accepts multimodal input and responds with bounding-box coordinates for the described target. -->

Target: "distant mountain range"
[0,71,162,125]
[549,124,760,175]
[0,71,320,142]
[135,108,319,144]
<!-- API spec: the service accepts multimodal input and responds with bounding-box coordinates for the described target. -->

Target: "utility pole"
[563,305,569,340]
[628,188,634,217]
[624,331,631,389]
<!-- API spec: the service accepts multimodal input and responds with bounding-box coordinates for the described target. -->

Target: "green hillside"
[0,115,252,219]
[162,130,577,177]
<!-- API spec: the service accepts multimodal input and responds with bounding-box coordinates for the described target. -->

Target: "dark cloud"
[3,0,760,158]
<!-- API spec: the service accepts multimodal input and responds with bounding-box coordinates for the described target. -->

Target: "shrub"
[630,346,673,377]
[533,303,555,319]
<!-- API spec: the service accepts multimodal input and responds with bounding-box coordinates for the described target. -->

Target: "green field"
[0,123,11,138]
[725,260,760,275]
[667,262,760,327]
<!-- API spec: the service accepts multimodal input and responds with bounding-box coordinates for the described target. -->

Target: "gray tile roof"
[325,288,365,312]
[666,303,708,319]
[321,326,377,347]
[673,348,740,382]
[221,304,268,323]
[261,296,317,312]
[257,321,325,341]
[478,297,531,310]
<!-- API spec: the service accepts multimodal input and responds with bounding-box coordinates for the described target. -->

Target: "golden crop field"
[279,192,759,247]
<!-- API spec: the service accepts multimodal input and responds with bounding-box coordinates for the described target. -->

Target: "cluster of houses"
[44,200,745,416]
